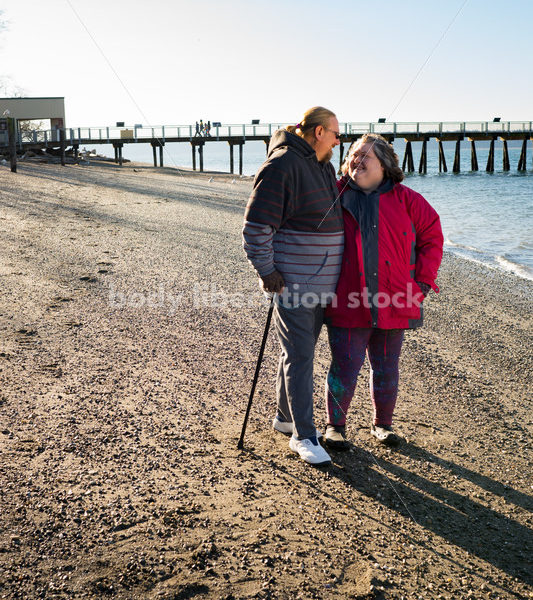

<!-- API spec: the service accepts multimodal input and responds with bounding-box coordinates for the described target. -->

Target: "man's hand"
[260,270,285,294]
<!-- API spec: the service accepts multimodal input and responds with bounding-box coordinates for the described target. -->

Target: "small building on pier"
[0,97,66,143]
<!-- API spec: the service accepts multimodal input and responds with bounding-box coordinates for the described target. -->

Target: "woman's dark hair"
[341,133,404,183]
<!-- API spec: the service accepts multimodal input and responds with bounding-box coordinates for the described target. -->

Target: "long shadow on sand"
[328,441,533,588]
[392,444,533,514]
[0,184,239,247]
[17,163,247,216]
[242,441,532,592]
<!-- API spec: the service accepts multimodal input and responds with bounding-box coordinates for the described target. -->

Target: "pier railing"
[19,123,293,144]
[13,120,533,145]
[2,119,532,175]
[356,121,533,135]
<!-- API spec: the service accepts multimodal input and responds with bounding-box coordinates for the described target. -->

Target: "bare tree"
[0,11,25,97]
[19,119,47,142]
[0,77,26,97]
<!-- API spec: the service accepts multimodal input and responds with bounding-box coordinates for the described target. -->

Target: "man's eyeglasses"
[323,127,341,140]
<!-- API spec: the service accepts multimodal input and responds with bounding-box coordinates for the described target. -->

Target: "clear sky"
[0,0,532,127]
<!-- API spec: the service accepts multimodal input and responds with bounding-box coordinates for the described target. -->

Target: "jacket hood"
[267,129,317,160]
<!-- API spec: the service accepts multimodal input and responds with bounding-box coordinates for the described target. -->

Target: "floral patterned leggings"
[326,326,404,427]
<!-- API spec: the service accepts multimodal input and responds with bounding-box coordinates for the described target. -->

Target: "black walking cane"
[237,296,275,449]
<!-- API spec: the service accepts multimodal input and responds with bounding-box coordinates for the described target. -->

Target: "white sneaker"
[272,417,323,439]
[289,436,331,466]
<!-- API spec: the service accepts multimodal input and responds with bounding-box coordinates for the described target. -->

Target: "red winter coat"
[325,178,443,329]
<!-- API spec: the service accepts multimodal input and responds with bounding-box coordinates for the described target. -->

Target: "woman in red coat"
[324,134,443,449]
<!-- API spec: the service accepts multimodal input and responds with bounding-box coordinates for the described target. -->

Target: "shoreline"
[443,245,533,286]
[443,239,533,282]
[0,161,531,599]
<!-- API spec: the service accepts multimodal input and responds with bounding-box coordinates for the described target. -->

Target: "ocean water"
[91,139,533,280]
[397,141,533,282]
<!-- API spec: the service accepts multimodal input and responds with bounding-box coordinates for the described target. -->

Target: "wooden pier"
[1,120,532,175]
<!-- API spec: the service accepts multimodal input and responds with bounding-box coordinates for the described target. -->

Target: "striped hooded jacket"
[243,129,344,301]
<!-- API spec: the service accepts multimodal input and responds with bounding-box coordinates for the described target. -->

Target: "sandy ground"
[0,160,531,600]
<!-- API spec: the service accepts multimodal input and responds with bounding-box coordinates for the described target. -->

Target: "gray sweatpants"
[274,301,324,439]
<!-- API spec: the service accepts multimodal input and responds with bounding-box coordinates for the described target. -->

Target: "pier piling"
[517,138,527,171]
[191,144,196,171]
[199,143,204,172]
[418,139,427,174]
[229,142,234,174]
[7,118,17,173]
[238,142,244,176]
[402,141,415,173]
[112,143,123,166]
[486,138,495,172]
[452,140,461,173]
[470,139,479,171]
[437,140,447,173]
[501,138,510,171]
[227,141,243,174]
[150,142,164,167]
[60,129,66,166]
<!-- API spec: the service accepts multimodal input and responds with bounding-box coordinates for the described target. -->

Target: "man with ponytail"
[243,106,344,466]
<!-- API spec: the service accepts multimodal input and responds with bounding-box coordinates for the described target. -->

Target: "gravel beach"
[0,160,531,600]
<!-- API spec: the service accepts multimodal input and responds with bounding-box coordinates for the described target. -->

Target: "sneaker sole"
[324,438,350,451]
[289,441,331,466]
[371,431,400,447]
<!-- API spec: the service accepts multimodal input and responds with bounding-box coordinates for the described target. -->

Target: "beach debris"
[208,177,213,183]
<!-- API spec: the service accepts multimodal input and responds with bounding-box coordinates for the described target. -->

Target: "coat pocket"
[386,263,424,319]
